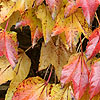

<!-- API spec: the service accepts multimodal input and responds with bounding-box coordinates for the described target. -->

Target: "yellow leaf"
[5,52,31,100]
[35,4,55,43]
[0,11,21,31]
[39,37,74,80]
[21,8,42,46]
[52,8,92,51]
[0,0,35,23]
[51,84,72,100]
[0,56,15,85]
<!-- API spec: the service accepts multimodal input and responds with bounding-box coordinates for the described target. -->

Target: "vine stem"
[95,12,100,26]
[25,45,32,53]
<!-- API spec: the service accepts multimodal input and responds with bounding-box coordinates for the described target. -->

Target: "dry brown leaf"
[39,37,74,80]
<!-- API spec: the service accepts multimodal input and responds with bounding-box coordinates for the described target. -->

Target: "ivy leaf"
[0,56,15,85]
[5,52,31,100]
[39,37,72,80]
[35,4,55,43]
[12,76,72,100]
[0,27,18,67]
[52,8,91,51]
[61,53,89,100]
[86,27,100,60]
[89,59,100,99]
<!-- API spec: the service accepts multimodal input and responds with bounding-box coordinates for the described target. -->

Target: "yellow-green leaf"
[35,4,55,43]
[0,56,15,85]
[5,52,31,100]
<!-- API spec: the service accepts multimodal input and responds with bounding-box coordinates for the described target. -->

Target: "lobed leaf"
[76,0,99,25]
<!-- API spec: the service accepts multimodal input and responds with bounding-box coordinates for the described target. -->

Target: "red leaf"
[76,0,99,25]
[0,27,18,67]
[61,53,89,100]
[46,0,62,19]
[65,0,99,25]
[89,59,100,99]
[86,27,100,60]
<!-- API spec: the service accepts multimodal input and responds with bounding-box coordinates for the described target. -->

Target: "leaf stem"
[47,65,53,83]
[25,45,32,53]
[44,64,51,80]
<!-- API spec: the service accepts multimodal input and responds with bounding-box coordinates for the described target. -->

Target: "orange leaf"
[12,77,51,100]
[64,0,78,17]
[12,76,72,100]
[52,8,91,51]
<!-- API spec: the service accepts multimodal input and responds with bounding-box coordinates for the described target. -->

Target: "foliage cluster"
[0,0,100,100]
